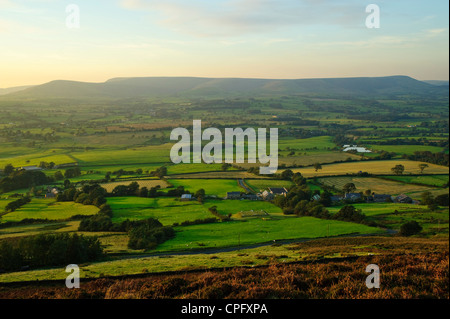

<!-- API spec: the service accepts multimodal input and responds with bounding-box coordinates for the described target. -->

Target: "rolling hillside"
[3,76,447,99]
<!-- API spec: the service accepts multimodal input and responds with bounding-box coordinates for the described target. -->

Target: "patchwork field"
[108,197,214,225]
[107,197,283,225]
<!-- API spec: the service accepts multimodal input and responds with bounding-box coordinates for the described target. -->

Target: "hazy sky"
[0,0,448,87]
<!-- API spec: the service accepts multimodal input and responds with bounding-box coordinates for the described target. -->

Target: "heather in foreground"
[1,251,447,299]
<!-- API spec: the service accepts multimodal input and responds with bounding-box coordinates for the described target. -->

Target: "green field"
[0,221,80,240]
[167,179,244,197]
[207,199,283,216]
[1,199,99,222]
[380,175,449,187]
[166,163,238,175]
[108,197,283,226]
[278,136,337,151]
[108,197,213,225]
[156,216,383,252]
[0,149,75,169]
[245,179,294,193]
[71,145,172,165]
[369,144,447,155]
[327,203,449,235]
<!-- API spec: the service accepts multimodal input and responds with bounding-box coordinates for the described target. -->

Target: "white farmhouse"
[342,145,372,153]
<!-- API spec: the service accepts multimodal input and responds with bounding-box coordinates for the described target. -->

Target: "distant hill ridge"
[3,75,448,99]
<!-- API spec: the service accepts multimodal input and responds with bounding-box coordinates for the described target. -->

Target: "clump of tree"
[151,166,167,179]
[405,151,449,167]
[332,205,366,223]
[0,233,103,272]
[57,184,107,207]
[313,163,322,172]
[78,201,175,251]
[399,221,423,237]
[39,161,55,169]
[111,182,140,197]
[421,191,448,210]
[221,163,232,171]
[0,169,49,194]
[343,183,357,194]
[77,203,115,232]
[391,164,405,175]
[64,167,81,179]
[127,218,175,250]
[435,193,449,207]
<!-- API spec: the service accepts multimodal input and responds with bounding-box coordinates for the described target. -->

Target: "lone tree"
[391,164,405,175]
[221,163,232,171]
[399,221,422,236]
[421,191,434,206]
[280,169,294,180]
[313,163,322,172]
[3,164,14,176]
[343,182,357,194]
[418,163,429,174]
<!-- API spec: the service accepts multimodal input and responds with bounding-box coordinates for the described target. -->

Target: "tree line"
[0,233,103,273]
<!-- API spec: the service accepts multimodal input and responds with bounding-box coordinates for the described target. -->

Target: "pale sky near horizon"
[0,0,448,88]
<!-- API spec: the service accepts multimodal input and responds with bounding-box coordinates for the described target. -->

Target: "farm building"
[20,166,42,171]
[227,192,242,200]
[372,194,392,203]
[261,190,274,201]
[330,195,343,202]
[180,194,193,201]
[242,194,260,201]
[395,194,413,204]
[45,187,60,198]
[54,163,78,169]
[268,187,288,197]
[342,145,372,153]
[344,193,362,201]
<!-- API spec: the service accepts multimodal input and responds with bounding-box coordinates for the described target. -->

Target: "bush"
[435,194,449,207]
[332,205,366,223]
[399,221,423,236]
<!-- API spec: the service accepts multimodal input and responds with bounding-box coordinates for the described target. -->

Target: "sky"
[0,0,448,87]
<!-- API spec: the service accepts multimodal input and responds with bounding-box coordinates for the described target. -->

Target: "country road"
[238,179,253,193]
